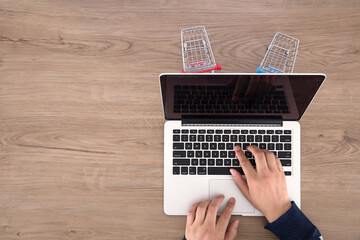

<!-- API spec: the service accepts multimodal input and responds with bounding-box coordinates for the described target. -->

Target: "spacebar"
[208,167,244,175]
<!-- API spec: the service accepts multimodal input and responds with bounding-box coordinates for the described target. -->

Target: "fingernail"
[230,169,235,176]
[229,197,235,204]
[234,220,239,228]
[234,145,240,151]
[217,194,225,198]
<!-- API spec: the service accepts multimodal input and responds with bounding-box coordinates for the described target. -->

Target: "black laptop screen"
[160,74,325,121]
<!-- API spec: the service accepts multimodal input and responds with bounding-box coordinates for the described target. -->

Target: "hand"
[185,195,239,240]
[230,145,291,223]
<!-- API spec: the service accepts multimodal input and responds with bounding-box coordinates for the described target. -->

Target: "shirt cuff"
[264,201,321,240]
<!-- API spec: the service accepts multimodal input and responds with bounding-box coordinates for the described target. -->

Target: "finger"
[205,195,225,225]
[246,145,268,172]
[234,145,256,176]
[187,201,202,226]
[232,77,249,102]
[244,75,261,100]
[275,156,283,172]
[263,149,278,171]
[194,200,211,225]
[224,219,239,240]
[217,198,236,232]
[230,168,251,200]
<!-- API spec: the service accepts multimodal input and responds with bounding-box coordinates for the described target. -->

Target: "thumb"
[224,219,239,240]
[230,169,251,200]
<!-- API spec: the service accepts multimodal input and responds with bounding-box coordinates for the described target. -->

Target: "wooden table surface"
[0,0,359,239]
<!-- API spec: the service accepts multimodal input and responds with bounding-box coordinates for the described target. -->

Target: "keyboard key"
[224,159,231,166]
[182,129,189,134]
[191,159,198,165]
[232,159,240,166]
[231,135,237,142]
[250,130,257,134]
[208,159,215,165]
[173,159,190,165]
[245,151,252,158]
[259,143,266,149]
[239,135,246,142]
[268,143,275,150]
[284,143,292,150]
[196,151,203,157]
[207,130,214,134]
[224,130,231,134]
[200,159,207,165]
[241,130,248,134]
[272,135,279,142]
[204,151,211,158]
[190,135,196,141]
[189,167,196,175]
[222,135,229,142]
[218,143,225,150]
[280,135,292,142]
[173,143,184,149]
[226,143,234,150]
[214,135,221,142]
[206,135,213,141]
[233,130,240,134]
[243,143,250,150]
[280,159,291,166]
[187,151,194,157]
[212,151,219,158]
[181,167,188,175]
[267,130,274,134]
[190,129,197,134]
[198,135,205,142]
[181,135,188,141]
[275,130,283,134]
[216,130,223,134]
[173,135,180,141]
[255,135,262,142]
[210,143,217,149]
[247,135,254,142]
[216,159,223,166]
[258,130,265,134]
[198,167,206,175]
[199,130,206,134]
[284,171,291,176]
[278,151,291,158]
[208,167,244,175]
[284,130,292,134]
[173,151,186,157]
[194,143,200,149]
[202,143,208,150]
[276,143,283,150]
[220,151,227,158]
[185,143,192,149]
[173,129,180,133]
[228,151,235,158]
[264,135,270,142]
[173,167,180,175]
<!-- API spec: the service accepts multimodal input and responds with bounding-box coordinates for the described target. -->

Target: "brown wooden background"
[0,0,359,239]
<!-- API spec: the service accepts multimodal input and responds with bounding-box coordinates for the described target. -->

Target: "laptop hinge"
[181,116,283,127]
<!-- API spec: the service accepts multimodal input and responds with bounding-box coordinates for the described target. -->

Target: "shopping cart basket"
[181,26,221,73]
[256,32,299,73]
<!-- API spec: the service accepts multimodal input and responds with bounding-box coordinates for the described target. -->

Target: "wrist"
[264,201,292,223]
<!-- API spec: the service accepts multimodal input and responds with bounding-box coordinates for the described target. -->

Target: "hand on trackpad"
[209,179,255,214]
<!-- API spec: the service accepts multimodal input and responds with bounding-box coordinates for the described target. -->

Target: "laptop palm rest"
[209,179,255,214]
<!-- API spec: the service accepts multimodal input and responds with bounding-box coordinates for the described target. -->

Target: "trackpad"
[209,179,255,214]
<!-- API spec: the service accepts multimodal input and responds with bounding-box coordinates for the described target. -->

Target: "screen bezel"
[159,73,326,121]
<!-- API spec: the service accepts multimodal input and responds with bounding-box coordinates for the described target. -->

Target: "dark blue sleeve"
[265,201,322,240]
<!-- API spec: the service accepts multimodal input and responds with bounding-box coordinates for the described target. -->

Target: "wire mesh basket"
[181,26,221,73]
[257,32,299,73]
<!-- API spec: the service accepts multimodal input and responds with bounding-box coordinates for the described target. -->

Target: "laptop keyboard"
[172,129,292,176]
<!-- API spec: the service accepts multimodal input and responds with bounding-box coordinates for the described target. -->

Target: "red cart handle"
[181,63,221,73]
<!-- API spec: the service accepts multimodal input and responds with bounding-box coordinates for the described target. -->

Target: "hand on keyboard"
[185,195,239,240]
[230,145,291,223]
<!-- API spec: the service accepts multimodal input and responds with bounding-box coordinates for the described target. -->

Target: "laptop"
[160,73,326,216]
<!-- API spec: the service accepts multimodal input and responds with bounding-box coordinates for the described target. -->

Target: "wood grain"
[0,0,359,239]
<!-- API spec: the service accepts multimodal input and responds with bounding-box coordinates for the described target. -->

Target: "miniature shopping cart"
[256,32,299,73]
[181,26,221,73]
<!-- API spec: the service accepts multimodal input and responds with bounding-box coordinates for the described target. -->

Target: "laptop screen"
[160,74,325,121]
